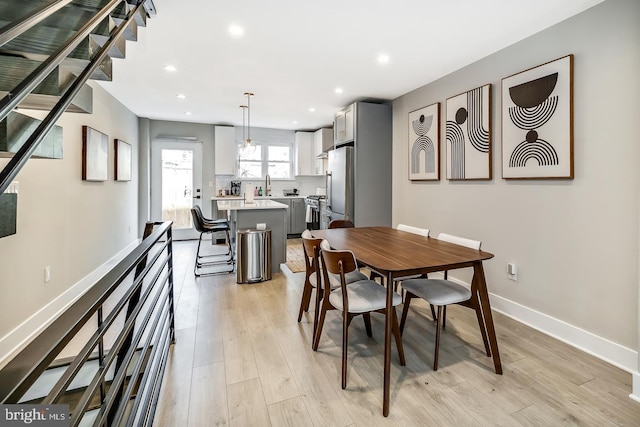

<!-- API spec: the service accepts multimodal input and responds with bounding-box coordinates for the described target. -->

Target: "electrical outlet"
[507,263,518,281]
[44,266,51,283]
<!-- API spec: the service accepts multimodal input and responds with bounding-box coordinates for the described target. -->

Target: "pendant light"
[243,92,254,147]
[239,104,248,147]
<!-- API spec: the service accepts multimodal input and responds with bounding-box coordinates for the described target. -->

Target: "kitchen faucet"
[265,174,271,196]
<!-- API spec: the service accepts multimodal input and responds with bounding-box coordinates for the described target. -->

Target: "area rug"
[285,238,306,273]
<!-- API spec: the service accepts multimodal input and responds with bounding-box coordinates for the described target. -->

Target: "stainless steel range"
[304,195,325,230]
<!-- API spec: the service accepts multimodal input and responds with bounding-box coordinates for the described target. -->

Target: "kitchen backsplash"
[215,175,325,196]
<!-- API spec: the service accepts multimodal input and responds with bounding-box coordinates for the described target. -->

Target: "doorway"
[151,140,203,240]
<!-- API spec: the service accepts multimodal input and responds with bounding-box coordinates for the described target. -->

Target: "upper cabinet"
[294,131,315,176]
[334,104,354,146]
[313,128,332,174]
[297,130,331,176]
[215,126,236,175]
[314,128,333,155]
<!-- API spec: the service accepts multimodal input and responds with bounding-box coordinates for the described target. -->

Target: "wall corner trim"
[631,372,640,403]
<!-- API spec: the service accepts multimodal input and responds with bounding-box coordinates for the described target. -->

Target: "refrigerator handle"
[325,171,332,210]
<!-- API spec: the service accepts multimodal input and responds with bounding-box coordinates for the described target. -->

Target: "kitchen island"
[214,198,288,273]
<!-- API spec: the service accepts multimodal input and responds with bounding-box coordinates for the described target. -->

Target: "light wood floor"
[153,240,640,426]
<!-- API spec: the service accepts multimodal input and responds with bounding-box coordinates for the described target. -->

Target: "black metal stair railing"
[0,221,175,427]
[0,0,155,195]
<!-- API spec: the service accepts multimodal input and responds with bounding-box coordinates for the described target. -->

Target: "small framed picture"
[115,139,132,181]
[408,102,440,181]
[82,126,108,181]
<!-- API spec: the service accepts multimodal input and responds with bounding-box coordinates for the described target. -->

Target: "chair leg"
[399,293,414,334]
[363,313,372,337]
[430,304,437,322]
[442,305,447,329]
[312,284,323,343]
[194,233,204,276]
[297,280,313,322]
[313,300,329,351]
[342,313,353,389]
[391,308,406,366]
[434,305,443,371]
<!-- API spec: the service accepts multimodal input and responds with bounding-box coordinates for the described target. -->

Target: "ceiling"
[98,0,603,131]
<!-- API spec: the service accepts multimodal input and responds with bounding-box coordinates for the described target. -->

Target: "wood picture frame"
[501,54,574,179]
[408,102,440,181]
[82,126,108,181]
[445,84,492,180]
[114,139,132,181]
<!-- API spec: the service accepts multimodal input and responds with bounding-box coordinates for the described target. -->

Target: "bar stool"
[190,207,234,276]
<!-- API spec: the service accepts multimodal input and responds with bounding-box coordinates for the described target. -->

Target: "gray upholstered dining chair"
[399,232,483,370]
[298,231,368,343]
[298,230,324,339]
[313,240,405,389]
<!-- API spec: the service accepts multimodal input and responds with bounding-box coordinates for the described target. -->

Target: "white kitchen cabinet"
[313,128,332,175]
[215,126,236,175]
[294,131,314,176]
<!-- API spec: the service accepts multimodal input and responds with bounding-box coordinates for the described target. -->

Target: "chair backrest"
[190,208,207,233]
[320,245,358,278]
[328,219,355,229]
[301,231,323,281]
[397,224,430,237]
[437,232,481,250]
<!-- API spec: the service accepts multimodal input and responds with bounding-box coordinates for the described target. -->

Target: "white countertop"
[212,195,305,201]
[216,199,289,211]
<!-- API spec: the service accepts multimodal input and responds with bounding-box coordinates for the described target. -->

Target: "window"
[238,142,292,179]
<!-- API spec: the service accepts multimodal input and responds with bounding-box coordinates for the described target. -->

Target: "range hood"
[315,128,334,158]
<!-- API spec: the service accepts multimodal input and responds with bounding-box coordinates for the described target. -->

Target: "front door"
[151,140,203,240]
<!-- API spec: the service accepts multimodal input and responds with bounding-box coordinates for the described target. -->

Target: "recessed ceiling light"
[292,121,298,124]
[176,94,186,99]
[335,87,343,94]
[229,25,244,36]
[185,111,192,115]
[309,108,316,112]
[164,65,177,72]
[377,54,390,64]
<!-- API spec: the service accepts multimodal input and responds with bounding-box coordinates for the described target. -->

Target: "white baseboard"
[632,372,640,403]
[439,274,638,374]
[0,239,140,369]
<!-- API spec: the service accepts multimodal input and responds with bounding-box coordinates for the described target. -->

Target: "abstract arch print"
[408,103,440,180]
[445,84,492,180]
[502,55,574,179]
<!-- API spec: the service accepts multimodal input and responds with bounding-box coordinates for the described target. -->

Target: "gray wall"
[392,0,639,359]
[0,83,139,363]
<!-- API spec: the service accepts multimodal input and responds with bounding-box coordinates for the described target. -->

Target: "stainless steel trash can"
[236,228,272,283]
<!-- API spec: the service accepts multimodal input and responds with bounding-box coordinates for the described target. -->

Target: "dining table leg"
[472,262,503,375]
[383,271,393,416]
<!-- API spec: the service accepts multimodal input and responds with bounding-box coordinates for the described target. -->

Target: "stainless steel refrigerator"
[326,146,354,224]
[324,102,392,229]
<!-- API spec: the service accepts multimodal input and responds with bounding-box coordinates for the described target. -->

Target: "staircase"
[0,0,156,238]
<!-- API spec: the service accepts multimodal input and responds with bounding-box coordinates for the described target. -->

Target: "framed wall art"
[114,139,132,181]
[408,102,440,181]
[445,84,492,180]
[501,54,573,179]
[82,126,108,181]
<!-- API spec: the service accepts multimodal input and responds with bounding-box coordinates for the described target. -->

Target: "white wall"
[392,0,639,369]
[0,83,139,365]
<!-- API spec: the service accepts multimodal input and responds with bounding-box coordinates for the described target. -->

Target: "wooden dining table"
[311,226,502,416]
